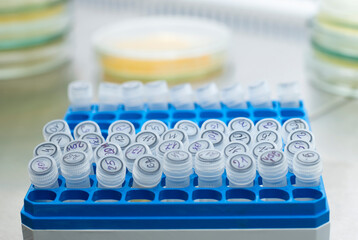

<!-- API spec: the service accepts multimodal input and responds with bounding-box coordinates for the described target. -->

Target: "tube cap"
[80,132,105,151]
[255,118,281,133]
[43,119,71,141]
[107,132,132,151]
[226,153,256,187]
[135,131,160,152]
[28,156,59,189]
[258,150,288,187]
[124,143,151,172]
[282,118,309,143]
[132,155,163,188]
[201,119,228,135]
[293,150,322,187]
[97,156,126,188]
[94,142,122,164]
[49,132,73,152]
[201,129,225,150]
[33,142,62,171]
[174,120,200,142]
[74,121,101,139]
[228,117,254,132]
[224,142,248,160]
[108,120,136,136]
[141,120,168,137]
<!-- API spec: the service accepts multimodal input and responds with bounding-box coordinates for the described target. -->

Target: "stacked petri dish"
[0,0,71,80]
[306,0,358,97]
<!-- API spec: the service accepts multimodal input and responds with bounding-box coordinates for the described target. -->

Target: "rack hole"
[120,112,142,120]
[92,190,122,202]
[226,189,256,202]
[259,189,289,202]
[28,190,57,202]
[293,189,323,201]
[281,110,305,117]
[192,189,222,202]
[65,113,89,121]
[254,110,277,118]
[227,111,250,118]
[173,111,196,119]
[125,190,155,202]
[59,190,89,202]
[200,111,223,118]
[93,113,116,121]
[159,190,188,202]
[146,112,169,120]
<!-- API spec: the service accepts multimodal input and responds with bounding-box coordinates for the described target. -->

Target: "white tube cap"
[124,143,151,172]
[49,132,73,152]
[285,140,312,171]
[224,142,248,161]
[255,118,281,133]
[163,149,193,188]
[201,119,228,135]
[255,130,282,150]
[293,150,323,187]
[156,139,183,161]
[94,142,122,164]
[97,156,126,188]
[33,142,62,172]
[288,129,315,148]
[107,132,133,151]
[80,132,105,151]
[132,155,163,188]
[43,119,71,141]
[258,150,288,187]
[195,149,225,188]
[141,120,168,137]
[108,120,136,137]
[226,153,256,187]
[74,121,101,139]
[282,118,309,143]
[28,156,59,189]
[201,129,226,151]
[135,131,160,154]
[174,120,200,142]
[228,117,254,133]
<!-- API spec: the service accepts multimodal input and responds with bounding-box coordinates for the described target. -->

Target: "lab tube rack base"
[21,101,330,240]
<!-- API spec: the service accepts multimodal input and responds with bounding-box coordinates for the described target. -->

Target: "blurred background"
[1,0,358,239]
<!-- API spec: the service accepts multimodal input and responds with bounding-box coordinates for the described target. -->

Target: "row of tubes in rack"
[28,117,322,190]
[68,80,301,112]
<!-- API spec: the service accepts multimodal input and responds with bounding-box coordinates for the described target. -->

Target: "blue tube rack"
[21,101,329,231]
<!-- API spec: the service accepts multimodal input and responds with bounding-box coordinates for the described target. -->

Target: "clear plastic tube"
[258,150,288,187]
[145,80,169,110]
[223,142,248,162]
[122,81,144,111]
[94,142,122,164]
[43,119,71,141]
[98,82,122,111]
[187,139,214,167]
[135,131,160,155]
[174,120,200,143]
[107,132,133,151]
[97,156,126,188]
[201,129,226,151]
[284,140,312,172]
[228,117,254,133]
[195,149,225,188]
[28,156,59,189]
[74,121,101,140]
[293,150,323,187]
[226,153,256,188]
[170,83,195,110]
[48,132,73,153]
[282,118,309,143]
[221,83,247,109]
[68,81,93,112]
[80,132,105,151]
[196,83,221,109]
[141,120,168,137]
[123,143,151,172]
[163,150,192,188]
[108,120,136,137]
[132,155,163,188]
[33,142,62,173]
[248,81,272,108]
[61,151,91,188]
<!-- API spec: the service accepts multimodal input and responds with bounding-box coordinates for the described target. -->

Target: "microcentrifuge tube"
[288,129,315,148]
[201,129,226,151]
[74,121,101,139]
[49,132,73,153]
[145,80,169,110]
[124,143,151,172]
[293,150,323,187]
[282,118,309,143]
[141,120,168,137]
[285,140,312,172]
[64,140,94,173]
[223,142,248,162]
[226,153,256,188]
[195,149,225,188]
[61,151,91,188]
[107,132,132,151]
[251,141,278,168]
[80,132,105,151]
[255,118,281,133]
[255,130,282,149]
[97,156,126,188]
[221,83,247,109]
[258,150,288,187]
[170,83,195,110]
[277,81,300,108]
[43,119,71,141]
[98,82,122,111]
[156,139,183,161]
[196,83,221,109]
[135,131,160,155]
[28,156,59,189]
[162,129,189,148]
[174,120,200,143]
[68,81,93,112]
[201,119,228,135]
[122,81,145,111]
[33,142,62,173]
[187,139,214,167]
[228,130,252,147]
[228,117,254,133]
[163,150,193,188]
[132,155,163,188]
[108,120,136,137]
[248,81,272,108]
[94,142,122,164]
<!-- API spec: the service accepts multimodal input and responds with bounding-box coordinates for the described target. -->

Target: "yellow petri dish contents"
[93,17,231,84]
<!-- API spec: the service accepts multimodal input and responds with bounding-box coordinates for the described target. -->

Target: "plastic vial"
[49,132,73,153]
[98,82,122,111]
[196,83,221,109]
[201,119,228,135]
[145,80,169,110]
[248,81,272,108]
[228,130,252,147]
[277,81,300,108]
[141,120,168,137]
[187,139,214,166]
[228,117,254,133]
[224,142,248,162]
[220,83,247,109]
[28,156,59,189]
[285,140,312,172]
[293,150,323,187]
[174,120,200,143]
[255,118,281,133]
[162,129,189,149]
[226,153,256,188]
[68,81,93,112]
[107,132,132,151]
[43,119,71,141]
[80,132,105,151]
[156,139,183,162]
[251,141,278,168]
[64,140,94,173]
[255,130,282,150]
[170,83,195,110]
[288,129,315,148]
[282,118,309,143]
[135,131,160,155]
[258,150,288,187]
[94,142,122,164]
[74,121,101,139]
[124,143,151,172]
[122,81,145,111]
[97,156,126,188]
[33,142,62,173]
[61,151,91,188]
[195,149,225,188]
[132,155,163,188]
[163,150,193,188]
[201,129,226,151]
[108,120,136,137]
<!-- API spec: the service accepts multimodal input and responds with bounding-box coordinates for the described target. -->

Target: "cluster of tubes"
[28,117,322,189]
